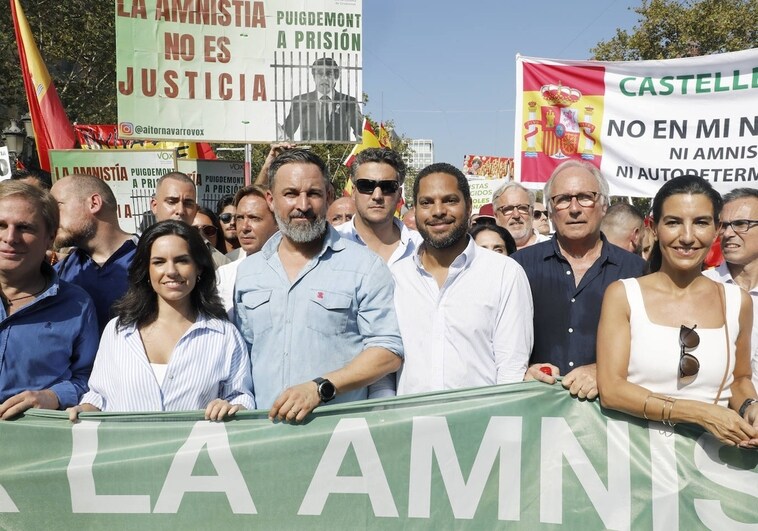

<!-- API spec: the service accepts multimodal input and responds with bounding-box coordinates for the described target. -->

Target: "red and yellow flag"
[11,0,77,171]
[343,119,380,168]
[378,123,392,148]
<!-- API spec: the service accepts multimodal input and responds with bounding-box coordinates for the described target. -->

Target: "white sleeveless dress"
[622,278,740,407]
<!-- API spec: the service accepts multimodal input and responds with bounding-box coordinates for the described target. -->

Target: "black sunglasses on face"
[678,324,700,378]
[194,225,218,238]
[354,179,400,195]
[218,213,234,224]
[533,210,549,220]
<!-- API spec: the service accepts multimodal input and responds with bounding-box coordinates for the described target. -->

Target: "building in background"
[404,139,434,172]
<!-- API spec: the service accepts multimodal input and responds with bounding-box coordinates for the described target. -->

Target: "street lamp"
[20,113,34,139]
[2,120,26,167]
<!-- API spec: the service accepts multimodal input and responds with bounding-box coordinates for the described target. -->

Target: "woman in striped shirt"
[68,220,255,420]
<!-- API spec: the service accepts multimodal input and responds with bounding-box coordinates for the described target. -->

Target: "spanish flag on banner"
[11,0,77,171]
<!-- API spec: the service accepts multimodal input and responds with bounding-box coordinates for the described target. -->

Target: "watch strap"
[739,398,757,418]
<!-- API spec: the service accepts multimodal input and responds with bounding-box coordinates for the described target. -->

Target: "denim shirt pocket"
[240,289,274,336]
[306,289,351,335]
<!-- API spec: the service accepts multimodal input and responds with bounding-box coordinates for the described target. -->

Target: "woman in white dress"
[597,175,757,448]
[68,220,255,420]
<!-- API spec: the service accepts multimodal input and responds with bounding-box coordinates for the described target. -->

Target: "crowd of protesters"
[1,147,756,448]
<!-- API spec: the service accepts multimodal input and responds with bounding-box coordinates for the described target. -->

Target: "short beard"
[418,219,468,250]
[54,221,96,250]
[507,221,531,242]
[274,211,327,243]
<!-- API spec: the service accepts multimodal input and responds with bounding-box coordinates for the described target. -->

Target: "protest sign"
[116,0,363,144]
[515,48,758,196]
[467,177,507,212]
[50,149,177,232]
[463,155,514,179]
[0,147,10,181]
[177,159,245,210]
[0,383,754,529]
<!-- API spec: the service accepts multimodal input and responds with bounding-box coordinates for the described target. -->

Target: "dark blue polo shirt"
[55,237,138,334]
[512,234,645,374]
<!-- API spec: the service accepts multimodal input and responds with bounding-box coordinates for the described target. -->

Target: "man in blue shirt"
[52,174,137,333]
[234,149,403,422]
[512,161,644,400]
[0,180,99,418]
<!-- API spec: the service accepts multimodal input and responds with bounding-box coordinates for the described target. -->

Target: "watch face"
[319,380,336,401]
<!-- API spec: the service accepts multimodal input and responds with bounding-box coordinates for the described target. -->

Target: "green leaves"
[592,0,758,61]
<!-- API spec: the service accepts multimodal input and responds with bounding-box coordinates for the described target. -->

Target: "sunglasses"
[678,324,700,378]
[533,210,549,220]
[354,179,400,195]
[218,213,234,224]
[194,225,218,238]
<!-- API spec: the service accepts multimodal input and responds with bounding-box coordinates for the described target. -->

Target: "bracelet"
[739,398,757,418]
[642,394,653,420]
[663,398,677,427]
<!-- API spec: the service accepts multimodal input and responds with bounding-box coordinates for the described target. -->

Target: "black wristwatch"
[313,377,337,403]
[739,398,757,418]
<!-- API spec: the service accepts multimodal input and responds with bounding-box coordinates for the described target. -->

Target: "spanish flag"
[11,0,77,171]
[378,123,392,148]
[343,119,380,168]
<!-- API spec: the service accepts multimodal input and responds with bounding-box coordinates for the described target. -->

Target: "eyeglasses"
[550,192,599,210]
[354,179,400,195]
[678,324,700,378]
[533,210,549,220]
[496,204,531,217]
[218,213,234,224]
[194,225,218,238]
[718,219,758,234]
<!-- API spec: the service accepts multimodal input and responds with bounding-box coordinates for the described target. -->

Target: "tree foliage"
[0,1,118,125]
[591,0,758,61]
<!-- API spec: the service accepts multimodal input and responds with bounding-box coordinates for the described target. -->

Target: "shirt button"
[571,298,576,303]
[168,375,174,380]
[568,328,574,333]
[569,361,575,367]
[565,271,571,275]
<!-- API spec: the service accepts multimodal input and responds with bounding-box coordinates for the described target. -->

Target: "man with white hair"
[512,160,645,399]
[492,182,549,250]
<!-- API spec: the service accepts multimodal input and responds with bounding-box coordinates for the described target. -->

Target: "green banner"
[0,383,755,529]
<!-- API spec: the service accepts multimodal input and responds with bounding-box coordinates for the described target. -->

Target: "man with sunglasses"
[492,182,550,250]
[704,187,758,389]
[512,160,644,399]
[216,195,241,259]
[336,148,421,265]
[533,201,551,236]
[51,174,138,334]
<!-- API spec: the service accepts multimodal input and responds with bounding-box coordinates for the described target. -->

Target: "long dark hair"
[648,175,722,273]
[113,220,227,329]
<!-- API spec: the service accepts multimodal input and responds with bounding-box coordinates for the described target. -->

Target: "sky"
[361,1,641,166]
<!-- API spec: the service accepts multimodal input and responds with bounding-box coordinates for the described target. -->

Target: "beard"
[274,210,327,243]
[54,220,96,250]
[506,219,531,241]
[418,218,468,249]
